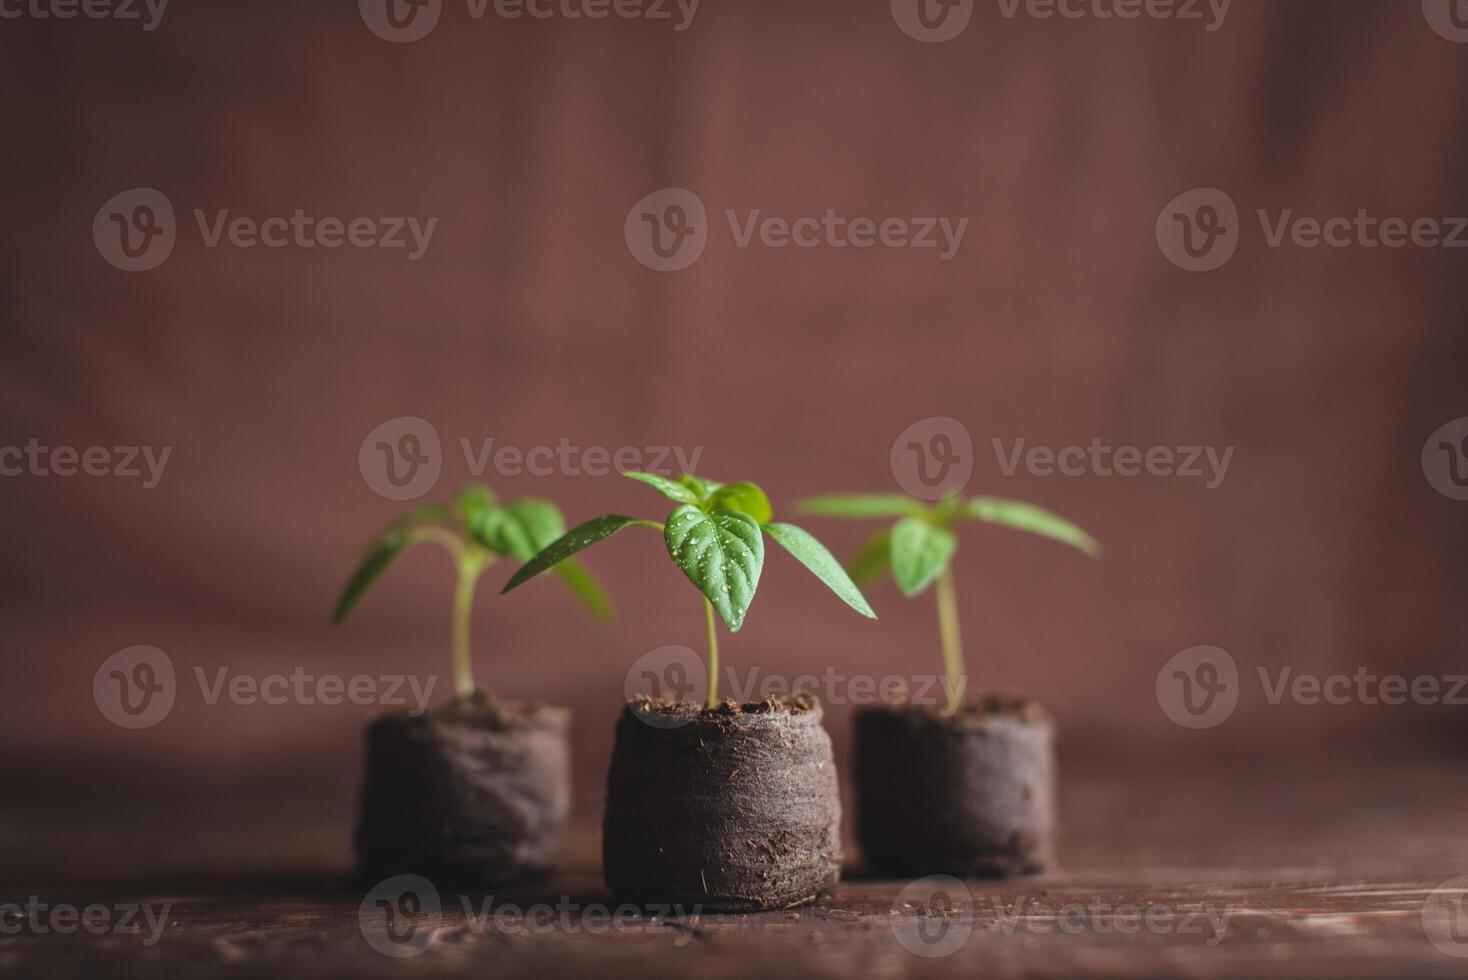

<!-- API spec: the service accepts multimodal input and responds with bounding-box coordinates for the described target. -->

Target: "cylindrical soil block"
[855,699,1055,878]
[356,697,570,885]
[603,696,842,911]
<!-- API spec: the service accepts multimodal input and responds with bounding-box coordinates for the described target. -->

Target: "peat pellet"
[855,698,1055,879]
[602,695,842,912]
[356,696,570,886]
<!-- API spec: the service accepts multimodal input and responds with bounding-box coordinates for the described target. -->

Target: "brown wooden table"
[6,750,1468,978]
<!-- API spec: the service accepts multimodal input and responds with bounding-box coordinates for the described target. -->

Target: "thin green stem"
[703,596,719,709]
[452,550,487,699]
[936,563,966,715]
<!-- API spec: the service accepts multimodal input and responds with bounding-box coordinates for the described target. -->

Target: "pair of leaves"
[504,472,874,632]
[333,486,611,625]
[797,493,1100,598]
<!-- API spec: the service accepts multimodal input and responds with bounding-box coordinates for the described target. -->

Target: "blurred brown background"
[2,0,1466,881]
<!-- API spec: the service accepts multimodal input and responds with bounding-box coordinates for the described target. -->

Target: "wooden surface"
[7,751,1468,978]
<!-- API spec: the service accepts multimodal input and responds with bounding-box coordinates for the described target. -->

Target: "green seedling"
[795,492,1100,715]
[333,485,611,700]
[503,472,876,708]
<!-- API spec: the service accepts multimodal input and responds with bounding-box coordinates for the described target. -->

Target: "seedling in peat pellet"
[795,492,1100,714]
[333,484,610,699]
[502,472,875,708]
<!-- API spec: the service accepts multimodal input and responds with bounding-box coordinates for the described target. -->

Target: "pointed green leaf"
[678,473,723,501]
[664,505,763,631]
[502,514,660,593]
[765,522,876,618]
[623,471,701,505]
[795,494,927,520]
[709,481,773,525]
[332,530,410,625]
[848,528,893,586]
[553,558,613,621]
[464,498,569,561]
[890,517,957,597]
[504,498,567,554]
[964,497,1101,557]
[456,485,497,522]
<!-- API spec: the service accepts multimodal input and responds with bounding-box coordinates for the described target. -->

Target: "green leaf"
[623,471,701,505]
[502,514,659,593]
[709,481,773,525]
[455,485,497,522]
[664,505,764,631]
[964,497,1101,557]
[464,498,568,561]
[504,499,567,554]
[678,473,723,501]
[332,530,410,625]
[795,494,926,520]
[890,517,957,597]
[765,522,876,618]
[848,529,893,586]
[553,558,613,621]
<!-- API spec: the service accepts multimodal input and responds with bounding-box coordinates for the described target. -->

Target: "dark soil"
[854,696,1055,878]
[602,694,842,912]
[356,695,570,886]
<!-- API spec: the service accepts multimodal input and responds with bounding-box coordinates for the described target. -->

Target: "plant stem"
[452,551,486,700]
[936,563,966,715]
[703,596,719,709]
